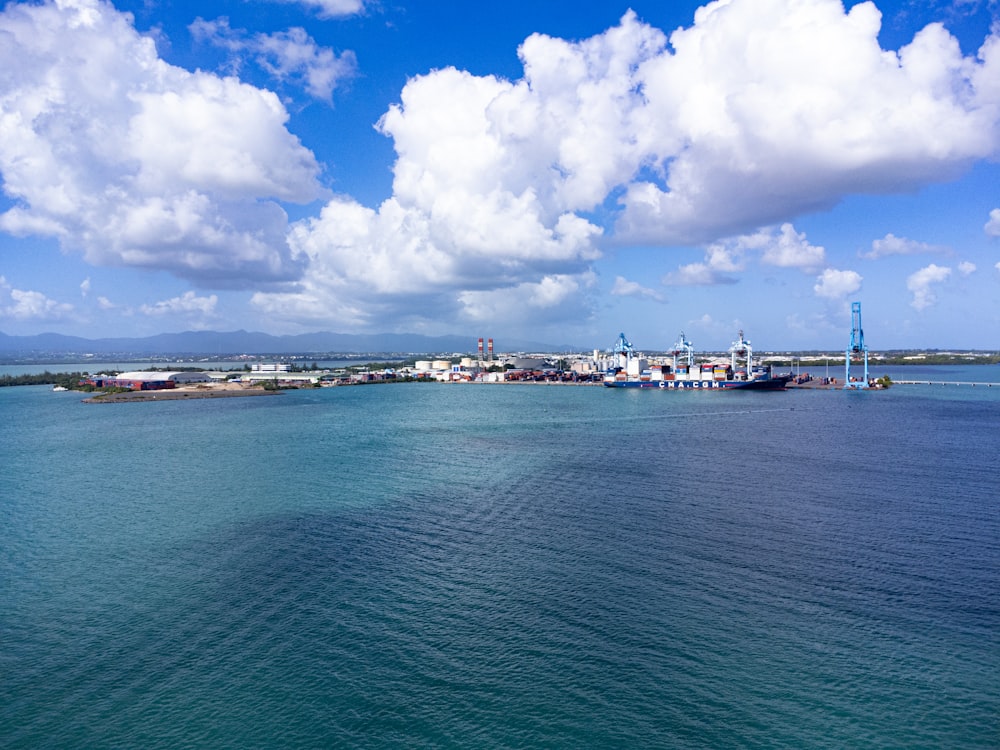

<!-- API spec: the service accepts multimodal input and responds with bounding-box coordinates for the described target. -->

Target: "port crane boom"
[844,301,869,389]
[611,332,635,369]
[671,331,694,372]
[729,329,753,375]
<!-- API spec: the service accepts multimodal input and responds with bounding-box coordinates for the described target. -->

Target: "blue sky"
[1,0,998,350]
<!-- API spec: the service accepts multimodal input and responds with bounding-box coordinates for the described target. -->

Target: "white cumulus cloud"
[618,1,1000,243]
[662,260,739,287]
[140,291,219,318]
[863,233,949,259]
[814,268,863,299]
[272,0,365,19]
[907,263,952,310]
[746,224,826,272]
[611,276,664,302]
[0,278,74,321]
[190,18,357,102]
[0,0,325,285]
[663,223,823,285]
[986,208,1000,237]
[457,272,598,328]
[253,62,607,329]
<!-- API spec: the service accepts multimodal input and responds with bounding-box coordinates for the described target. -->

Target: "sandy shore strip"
[83,387,281,403]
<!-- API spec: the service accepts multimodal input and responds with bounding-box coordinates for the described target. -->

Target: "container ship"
[603,330,791,390]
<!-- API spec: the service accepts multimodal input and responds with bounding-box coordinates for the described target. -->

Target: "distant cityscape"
[2,328,998,368]
[3,339,997,394]
[2,345,998,369]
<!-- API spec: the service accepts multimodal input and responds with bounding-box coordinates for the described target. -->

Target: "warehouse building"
[95,371,213,390]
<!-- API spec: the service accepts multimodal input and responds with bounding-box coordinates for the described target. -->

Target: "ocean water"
[2,376,998,748]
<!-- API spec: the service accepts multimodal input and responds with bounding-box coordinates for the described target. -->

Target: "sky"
[1,0,999,351]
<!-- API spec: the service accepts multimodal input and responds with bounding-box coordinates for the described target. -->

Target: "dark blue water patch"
[8,484,993,748]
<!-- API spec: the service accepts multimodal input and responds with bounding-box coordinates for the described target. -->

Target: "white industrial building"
[116,371,213,384]
[99,371,214,390]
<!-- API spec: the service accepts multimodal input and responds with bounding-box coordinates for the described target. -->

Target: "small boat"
[52,385,69,392]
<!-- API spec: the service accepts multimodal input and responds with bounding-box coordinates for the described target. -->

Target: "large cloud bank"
[617,0,1000,242]
[264,0,1000,327]
[2,0,999,329]
[0,0,325,285]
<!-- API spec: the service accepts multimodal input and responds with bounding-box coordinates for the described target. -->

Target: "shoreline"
[83,387,281,403]
[78,379,870,400]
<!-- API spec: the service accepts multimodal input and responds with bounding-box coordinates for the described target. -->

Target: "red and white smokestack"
[477,338,484,357]
[487,338,493,360]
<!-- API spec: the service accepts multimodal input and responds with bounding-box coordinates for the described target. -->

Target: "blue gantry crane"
[728,329,753,375]
[611,332,635,369]
[670,331,694,372]
[844,301,869,389]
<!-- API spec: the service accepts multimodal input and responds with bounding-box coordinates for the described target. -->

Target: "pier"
[895,380,996,387]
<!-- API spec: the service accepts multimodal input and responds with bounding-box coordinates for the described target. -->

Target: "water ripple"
[1,384,998,747]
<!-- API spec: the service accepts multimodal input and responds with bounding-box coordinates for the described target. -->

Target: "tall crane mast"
[612,332,635,370]
[844,301,869,389]
[671,331,694,372]
[729,329,753,375]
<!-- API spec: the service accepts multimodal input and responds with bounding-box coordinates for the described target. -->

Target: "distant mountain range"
[0,330,578,357]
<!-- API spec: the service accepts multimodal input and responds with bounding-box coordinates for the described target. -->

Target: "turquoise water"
[2,378,998,748]
[869,363,1000,383]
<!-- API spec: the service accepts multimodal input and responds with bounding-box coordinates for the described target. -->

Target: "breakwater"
[895,380,997,386]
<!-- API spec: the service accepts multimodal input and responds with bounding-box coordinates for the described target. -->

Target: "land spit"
[83,386,280,403]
